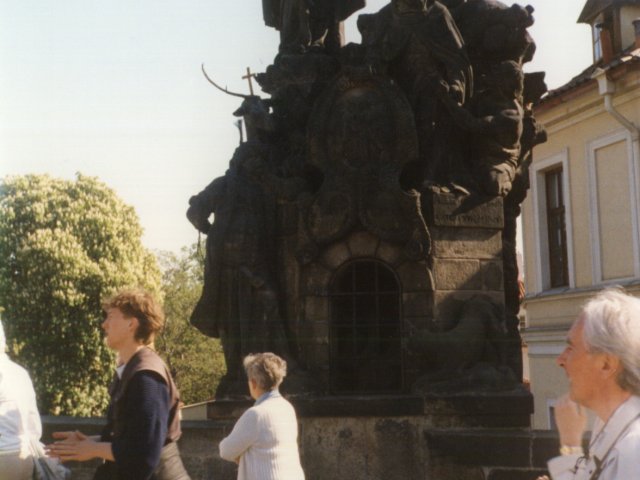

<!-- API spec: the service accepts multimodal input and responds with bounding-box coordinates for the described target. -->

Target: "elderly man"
[538,288,640,480]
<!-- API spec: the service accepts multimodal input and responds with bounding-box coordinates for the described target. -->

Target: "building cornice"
[534,49,640,115]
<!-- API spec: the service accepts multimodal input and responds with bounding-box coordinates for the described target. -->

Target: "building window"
[592,10,616,63]
[587,132,640,283]
[545,168,569,288]
[592,23,603,62]
[329,260,402,393]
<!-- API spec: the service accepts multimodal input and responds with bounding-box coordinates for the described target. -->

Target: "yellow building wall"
[529,355,568,428]
[524,83,640,293]
[620,6,640,48]
[595,139,635,280]
[523,63,640,429]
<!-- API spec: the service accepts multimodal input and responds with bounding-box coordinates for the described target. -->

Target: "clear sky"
[0,0,593,253]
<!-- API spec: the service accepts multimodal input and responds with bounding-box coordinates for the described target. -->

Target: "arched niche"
[328,259,403,393]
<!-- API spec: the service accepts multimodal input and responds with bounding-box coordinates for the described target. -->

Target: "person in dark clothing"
[47,289,191,480]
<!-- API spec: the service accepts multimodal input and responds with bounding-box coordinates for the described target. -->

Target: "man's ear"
[129,317,140,334]
[600,353,622,379]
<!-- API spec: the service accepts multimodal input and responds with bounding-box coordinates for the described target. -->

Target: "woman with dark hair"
[48,289,191,480]
[220,352,305,480]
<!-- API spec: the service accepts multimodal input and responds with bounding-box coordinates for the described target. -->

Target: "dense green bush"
[0,173,161,416]
[156,245,226,405]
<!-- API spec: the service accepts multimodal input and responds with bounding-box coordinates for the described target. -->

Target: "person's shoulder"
[2,357,31,380]
[611,427,640,474]
[130,369,169,390]
[614,414,640,455]
[0,358,35,398]
[238,404,263,425]
[260,394,297,414]
[127,348,170,384]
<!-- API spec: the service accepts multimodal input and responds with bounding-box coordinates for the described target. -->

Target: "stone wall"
[42,394,559,480]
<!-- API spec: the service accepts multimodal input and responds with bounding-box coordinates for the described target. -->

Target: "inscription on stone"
[432,194,504,229]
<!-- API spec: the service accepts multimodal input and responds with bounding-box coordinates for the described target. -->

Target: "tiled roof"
[578,0,640,23]
[539,47,640,104]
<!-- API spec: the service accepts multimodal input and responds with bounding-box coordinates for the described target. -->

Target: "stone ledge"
[426,428,562,472]
[41,415,556,480]
[425,429,533,467]
[207,394,425,419]
[423,389,533,417]
[206,390,533,427]
[487,468,549,480]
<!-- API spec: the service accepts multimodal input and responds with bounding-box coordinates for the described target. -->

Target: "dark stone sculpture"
[263,0,366,53]
[358,0,473,186]
[187,145,291,395]
[189,0,546,397]
[438,59,524,196]
[408,294,516,392]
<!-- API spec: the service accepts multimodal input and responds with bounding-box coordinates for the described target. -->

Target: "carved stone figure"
[358,0,473,186]
[408,295,516,392]
[439,60,524,196]
[263,0,366,53]
[300,68,431,263]
[453,0,536,72]
[501,70,547,379]
[190,0,546,396]
[187,144,292,396]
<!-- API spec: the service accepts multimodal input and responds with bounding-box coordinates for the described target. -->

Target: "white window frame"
[531,149,575,293]
[586,130,640,284]
[591,14,604,63]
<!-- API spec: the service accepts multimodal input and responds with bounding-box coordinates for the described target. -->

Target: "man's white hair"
[582,287,640,395]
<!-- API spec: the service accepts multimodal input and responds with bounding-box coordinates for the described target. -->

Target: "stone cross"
[242,67,255,95]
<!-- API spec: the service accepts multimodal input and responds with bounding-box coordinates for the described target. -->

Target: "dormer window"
[591,11,615,63]
[593,19,604,61]
[579,0,640,64]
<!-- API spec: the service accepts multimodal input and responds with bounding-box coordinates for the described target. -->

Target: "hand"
[186,202,211,234]
[554,394,587,447]
[536,476,550,480]
[47,430,97,462]
[50,430,88,442]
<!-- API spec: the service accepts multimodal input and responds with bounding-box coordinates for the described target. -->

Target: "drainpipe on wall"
[591,67,640,263]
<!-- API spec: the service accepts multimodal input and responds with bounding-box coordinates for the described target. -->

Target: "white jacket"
[548,395,640,480]
[220,390,305,480]
[0,321,42,453]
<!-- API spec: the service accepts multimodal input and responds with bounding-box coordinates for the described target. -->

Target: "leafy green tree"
[155,245,226,405]
[0,174,161,416]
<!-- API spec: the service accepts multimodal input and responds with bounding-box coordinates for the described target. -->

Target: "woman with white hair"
[219,352,305,480]
[538,287,640,480]
[0,318,42,480]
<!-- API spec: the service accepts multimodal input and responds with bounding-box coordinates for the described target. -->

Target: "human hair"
[581,287,640,395]
[243,352,287,391]
[102,289,164,345]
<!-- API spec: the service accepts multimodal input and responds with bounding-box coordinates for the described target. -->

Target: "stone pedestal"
[426,191,505,329]
[199,390,539,480]
[44,389,549,480]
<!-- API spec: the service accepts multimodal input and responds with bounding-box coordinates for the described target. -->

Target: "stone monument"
[187,0,547,400]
